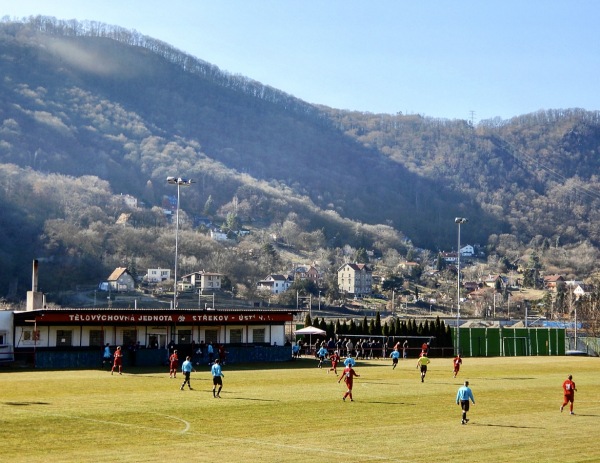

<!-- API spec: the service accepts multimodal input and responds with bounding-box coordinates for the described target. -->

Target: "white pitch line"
[40,411,407,460]
[43,413,191,434]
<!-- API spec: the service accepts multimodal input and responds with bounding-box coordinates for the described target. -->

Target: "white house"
[460,245,475,257]
[257,274,293,294]
[181,271,223,291]
[337,263,372,296]
[146,268,171,283]
[210,229,228,241]
[573,284,592,300]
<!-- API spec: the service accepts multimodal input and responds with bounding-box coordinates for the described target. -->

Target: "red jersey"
[453,356,462,369]
[330,353,340,365]
[169,353,178,365]
[341,366,358,385]
[563,379,576,396]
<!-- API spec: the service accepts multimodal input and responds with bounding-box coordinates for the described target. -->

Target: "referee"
[456,380,475,424]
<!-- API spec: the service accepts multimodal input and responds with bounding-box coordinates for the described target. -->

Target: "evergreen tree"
[382,322,390,337]
[319,318,327,332]
[375,312,382,335]
[335,319,342,336]
[341,320,348,335]
[349,319,357,335]
[203,194,214,216]
[326,320,335,338]
[304,313,312,327]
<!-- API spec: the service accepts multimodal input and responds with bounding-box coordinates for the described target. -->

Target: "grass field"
[1,356,599,463]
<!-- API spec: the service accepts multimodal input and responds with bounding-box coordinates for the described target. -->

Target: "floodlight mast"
[454,217,468,355]
[167,177,194,309]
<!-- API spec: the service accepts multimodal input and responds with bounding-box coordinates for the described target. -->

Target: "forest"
[1,17,600,305]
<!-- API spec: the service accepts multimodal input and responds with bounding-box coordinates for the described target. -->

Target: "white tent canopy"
[294,326,326,336]
[294,326,326,350]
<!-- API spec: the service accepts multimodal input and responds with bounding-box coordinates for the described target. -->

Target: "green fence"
[455,327,565,357]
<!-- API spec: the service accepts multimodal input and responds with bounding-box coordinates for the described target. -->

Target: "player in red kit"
[111,346,123,375]
[328,350,340,375]
[453,354,462,378]
[338,364,360,401]
[169,350,179,378]
[561,374,577,415]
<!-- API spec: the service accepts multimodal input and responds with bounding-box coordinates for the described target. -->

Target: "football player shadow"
[473,422,543,429]
[363,400,417,406]
[231,397,279,402]
[4,401,50,406]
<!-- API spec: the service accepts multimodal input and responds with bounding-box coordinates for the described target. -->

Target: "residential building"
[147,268,171,283]
[483,274,507,289]
[107,267,136,292]
[291,265,323,286]
[337,263,372,296]
[119,193,138,208]
[257,274,293,294]
[543,274,564,292]
[441,252,458,263]
[180,271,223,292]
[210,229,228,241]
[573,284,593,300]
[460,245,475,256]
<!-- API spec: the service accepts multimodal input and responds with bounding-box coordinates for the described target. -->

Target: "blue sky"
[2,1,599,122]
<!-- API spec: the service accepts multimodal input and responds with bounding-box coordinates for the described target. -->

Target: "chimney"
[32,259,39,292]
[26,259,44,311]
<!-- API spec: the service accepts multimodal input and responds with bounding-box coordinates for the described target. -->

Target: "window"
[0,332,5,345]
[123,330,137,346]
[229,329,242,344]
[204,329,218,344]
[56,330,72,347]
[90,330,104,347]
[178,330,192,344]
[253,329,265,343]
[23,330,32,341]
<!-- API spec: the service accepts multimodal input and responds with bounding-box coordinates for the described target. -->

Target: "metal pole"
[173,182,180,309]
[168,176,193,308]
[457,221,461,354]
[454,217,468,355]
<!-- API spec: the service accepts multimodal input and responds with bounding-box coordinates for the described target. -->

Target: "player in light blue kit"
[211,358,225,398]
[180,356,195,390]
[317,346,328,368]
[390,348,401,369]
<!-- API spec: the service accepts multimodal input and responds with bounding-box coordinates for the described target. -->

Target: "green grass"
[1,356,599,462]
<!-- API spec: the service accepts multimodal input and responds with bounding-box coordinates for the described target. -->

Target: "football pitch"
[1,356,598,462]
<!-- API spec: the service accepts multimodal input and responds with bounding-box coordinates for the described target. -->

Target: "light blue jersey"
[211,363,224,377]
[182,360,193,373]
[456,385,475,404]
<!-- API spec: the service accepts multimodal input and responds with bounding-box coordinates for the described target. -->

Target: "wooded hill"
[1,17,599,300]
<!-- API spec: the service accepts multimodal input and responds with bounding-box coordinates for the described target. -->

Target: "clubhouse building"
[4,306,297,368]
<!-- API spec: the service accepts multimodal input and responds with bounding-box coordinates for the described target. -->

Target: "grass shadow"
[473,422,544,429]
[4,401,51,406]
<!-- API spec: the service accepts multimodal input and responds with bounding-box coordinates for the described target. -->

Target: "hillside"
[1,17,600,300]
